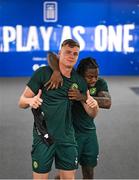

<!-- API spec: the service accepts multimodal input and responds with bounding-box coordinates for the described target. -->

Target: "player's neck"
[59,63,72,78]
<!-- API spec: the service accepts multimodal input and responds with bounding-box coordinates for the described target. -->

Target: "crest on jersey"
[71,83,79,89]
[89,87,96,96]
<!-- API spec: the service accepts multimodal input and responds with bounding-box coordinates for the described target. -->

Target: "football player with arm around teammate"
[47,54,111,179]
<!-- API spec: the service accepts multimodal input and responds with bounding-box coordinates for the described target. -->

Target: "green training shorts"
[75,130,99,167]
[31,136,78,173]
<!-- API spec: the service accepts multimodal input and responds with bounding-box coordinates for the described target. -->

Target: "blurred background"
[0,0,139,179]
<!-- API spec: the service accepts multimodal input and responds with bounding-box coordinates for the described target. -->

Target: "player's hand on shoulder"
[45,70,63,91]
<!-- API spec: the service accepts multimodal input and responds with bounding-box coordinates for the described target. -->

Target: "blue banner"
[0,0,139,76]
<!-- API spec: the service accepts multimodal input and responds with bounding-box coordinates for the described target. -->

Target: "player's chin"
[67,60,76,66]
[88,84,95,88]
[66,63,75,68]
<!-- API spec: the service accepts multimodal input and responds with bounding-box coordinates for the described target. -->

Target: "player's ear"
[58,50,61,56]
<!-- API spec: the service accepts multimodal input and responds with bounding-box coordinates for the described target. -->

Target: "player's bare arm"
[94,91,111,109]
[82,90,99,118]
[68,89,98,118]
[68,88,87,102]
[45,52,63,90]
[18,87,43,109]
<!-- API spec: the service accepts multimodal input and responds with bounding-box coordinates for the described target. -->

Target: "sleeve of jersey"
[27,67,45,95]
[99,79,109,92]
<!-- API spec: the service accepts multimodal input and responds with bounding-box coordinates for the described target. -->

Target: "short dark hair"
[77,57,99,76]
[61,39,80,48]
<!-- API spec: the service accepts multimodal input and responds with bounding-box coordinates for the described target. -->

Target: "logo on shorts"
[89,87,96,96]
[71,83,78,89]
[33,161,39,169]
[75,157,78,165]
[97,154,99,161]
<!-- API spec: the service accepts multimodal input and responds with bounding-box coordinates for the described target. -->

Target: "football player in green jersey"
[47,54,111,179]
[18,39,98,180]
[73,57,111,179]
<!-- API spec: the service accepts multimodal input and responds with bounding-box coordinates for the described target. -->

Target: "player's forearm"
[47,52,60,71]
[82,102,99,118]
[18,95,31,109]
[94,91,111,109]
[79,94,87,102]
[94,97,111,109]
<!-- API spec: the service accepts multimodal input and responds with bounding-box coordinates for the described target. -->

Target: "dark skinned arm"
[94,91,111,109]
[68,88,87,102]
[68,89,99,118]
[45,52,63,90]
[68,83,98,118]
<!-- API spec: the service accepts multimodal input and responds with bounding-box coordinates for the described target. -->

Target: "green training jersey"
[72,77,109,134]
[89,78,109,96]
[27,66,87,144]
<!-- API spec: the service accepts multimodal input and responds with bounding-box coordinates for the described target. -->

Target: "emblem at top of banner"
[43,1,58,22]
